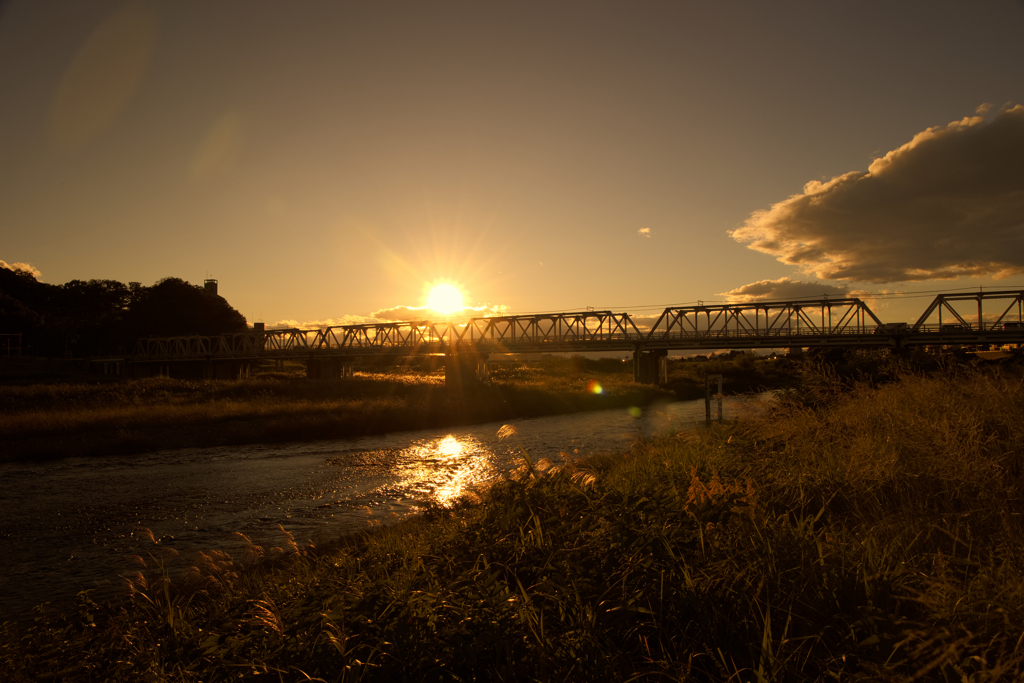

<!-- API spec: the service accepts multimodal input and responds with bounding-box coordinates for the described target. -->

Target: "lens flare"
[587,380,603,394]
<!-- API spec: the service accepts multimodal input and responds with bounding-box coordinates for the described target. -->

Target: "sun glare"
[426,283,464,316]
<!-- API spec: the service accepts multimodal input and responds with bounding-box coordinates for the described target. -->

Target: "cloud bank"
[372,303,511,322]
[270,315,377,330]
[271,304,513,329]
[720,277,850,302]
[731,105,1024,283]
[0,260,42,279]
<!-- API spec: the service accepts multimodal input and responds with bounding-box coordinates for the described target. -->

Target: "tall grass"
[3,362,1023,680]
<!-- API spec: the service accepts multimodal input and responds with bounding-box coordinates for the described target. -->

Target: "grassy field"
[3,357,1023,681]
[0,358,672,461]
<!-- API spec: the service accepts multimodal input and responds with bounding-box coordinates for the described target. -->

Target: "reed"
[3,361,1023,681]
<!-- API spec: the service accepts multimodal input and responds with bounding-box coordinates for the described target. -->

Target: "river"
[0,393,771,621]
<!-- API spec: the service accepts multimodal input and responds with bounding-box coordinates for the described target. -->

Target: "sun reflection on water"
[397,434,495,507]
[437,435,463,457]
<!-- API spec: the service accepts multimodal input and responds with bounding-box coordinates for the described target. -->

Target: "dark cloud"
[721,277,850,302]
[731,105,1024,283]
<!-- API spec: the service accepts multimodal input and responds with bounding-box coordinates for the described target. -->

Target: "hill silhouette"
[0,268,247,357]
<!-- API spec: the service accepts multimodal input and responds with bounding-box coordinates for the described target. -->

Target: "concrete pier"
[305,356,354,380]
[445,352,489,390]
[126,359,251,380]
[633,348,667,385]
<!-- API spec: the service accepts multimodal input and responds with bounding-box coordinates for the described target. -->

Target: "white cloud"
[0,260,42,279]
[730,105,1024,283]
[637,227,652,238]
[720,277,850,302]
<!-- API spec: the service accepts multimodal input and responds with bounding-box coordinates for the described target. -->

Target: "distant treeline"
[0,267,246,357]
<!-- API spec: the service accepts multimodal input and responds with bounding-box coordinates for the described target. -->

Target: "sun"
[426,282,465,316]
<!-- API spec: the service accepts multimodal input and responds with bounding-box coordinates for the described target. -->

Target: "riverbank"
[4,362,1023,681]
[0,364,673,462]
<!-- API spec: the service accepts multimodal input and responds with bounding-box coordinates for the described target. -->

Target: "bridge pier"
[127,360,251,380]
[127,362,169,379]
[306,356,352,380]
[633,348,667,385]
[445,352,489,390]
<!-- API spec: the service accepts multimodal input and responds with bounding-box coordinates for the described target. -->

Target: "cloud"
[270,315,376,329]
[626,314,663,332]
[730,105,1024,283]
[372,303,510,322]
[271,303,514,329]
[720,277,850,302]
[637,227,652,238]
[0,260,42,279]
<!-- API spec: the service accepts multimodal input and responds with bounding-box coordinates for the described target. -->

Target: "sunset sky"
[2,1,1023,330]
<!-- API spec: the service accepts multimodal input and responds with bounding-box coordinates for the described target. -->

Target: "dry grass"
[7,361,1021,680]
[0,369,668,460]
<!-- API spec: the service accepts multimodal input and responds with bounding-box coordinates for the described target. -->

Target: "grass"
[3,357,1024,680]
[0,360,669,461]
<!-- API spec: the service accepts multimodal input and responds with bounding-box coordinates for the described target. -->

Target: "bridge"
[116,289,1023,384]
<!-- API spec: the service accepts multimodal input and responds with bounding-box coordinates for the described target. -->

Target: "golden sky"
[1,1,1023,328]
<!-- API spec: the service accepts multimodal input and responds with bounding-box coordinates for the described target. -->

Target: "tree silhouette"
[123,277,247,337]
[0,271,249,355]
[55,279,131,333]
[0,266,54,334]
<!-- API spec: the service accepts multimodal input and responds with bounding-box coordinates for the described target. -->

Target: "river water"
[0,394,771,620]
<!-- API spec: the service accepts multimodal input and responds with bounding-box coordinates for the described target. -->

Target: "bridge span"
[122,289,1023,384]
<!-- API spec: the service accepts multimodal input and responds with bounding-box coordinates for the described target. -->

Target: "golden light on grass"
[426,282,464,316]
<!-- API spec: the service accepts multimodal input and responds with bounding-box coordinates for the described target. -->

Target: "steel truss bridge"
[117,289,1024,383]
[132,289,1024,359]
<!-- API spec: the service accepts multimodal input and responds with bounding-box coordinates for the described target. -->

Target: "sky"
[2,1,1023,330]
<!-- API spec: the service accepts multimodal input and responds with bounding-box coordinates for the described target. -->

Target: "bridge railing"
[134,336,212,358]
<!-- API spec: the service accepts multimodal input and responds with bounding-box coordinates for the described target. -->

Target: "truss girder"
[127,292,1024,362]
[455,311,641,351]
[645,298,883,342]
[911,290,1024,332]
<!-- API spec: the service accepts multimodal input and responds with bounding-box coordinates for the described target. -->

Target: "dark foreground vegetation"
[3,354,1023,681]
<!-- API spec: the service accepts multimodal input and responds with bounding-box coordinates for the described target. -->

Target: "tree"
[55,279,131,332]
[0,266,55,333]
